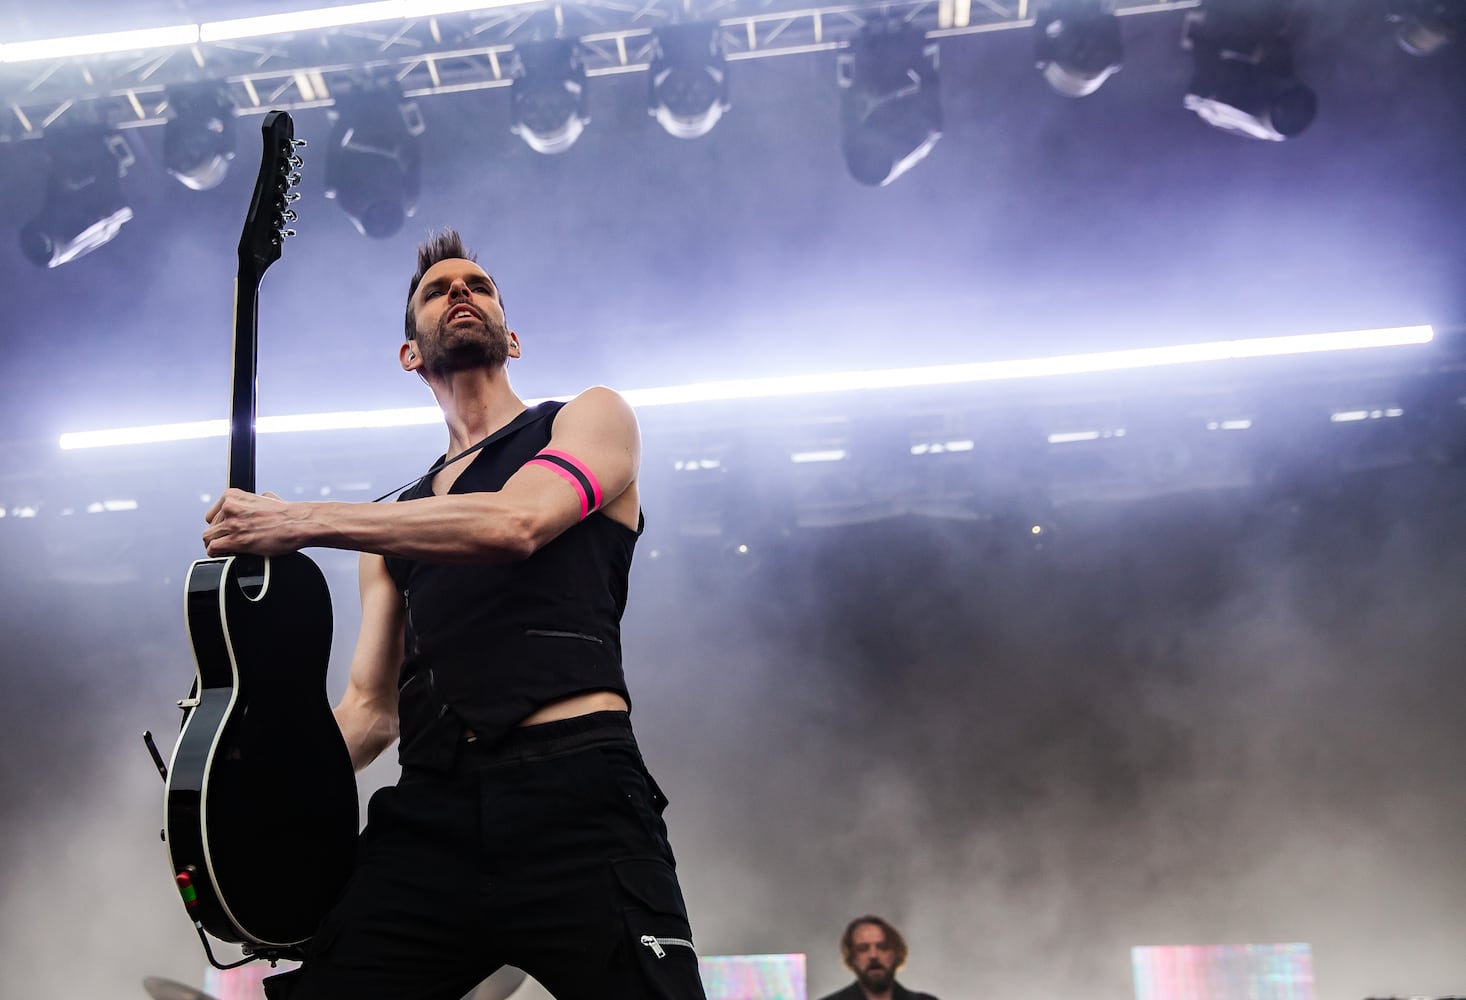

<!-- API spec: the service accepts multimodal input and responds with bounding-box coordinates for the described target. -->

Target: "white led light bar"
[199,2,404,42]
[57,325,1436,450]
[0,25,200,63]
[258,407,443,433]
[86,499,139,513]
[59,409,442,450]
[910,439,975,455]
[618,326,1435,408]
[62,418,230,450]
[790,449,848,463]
[1048,428,1126,444]
[1329,407,1405,423]
[1,0,531,62]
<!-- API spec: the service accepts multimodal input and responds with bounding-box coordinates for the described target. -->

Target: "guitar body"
[166,551,358,946]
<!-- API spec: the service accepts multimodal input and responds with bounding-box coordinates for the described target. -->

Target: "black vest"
[385,401,638,769]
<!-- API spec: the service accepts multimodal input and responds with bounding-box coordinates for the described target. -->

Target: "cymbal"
[142,976,221,1000]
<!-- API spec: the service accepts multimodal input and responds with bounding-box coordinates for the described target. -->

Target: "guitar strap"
[371,402,560,503]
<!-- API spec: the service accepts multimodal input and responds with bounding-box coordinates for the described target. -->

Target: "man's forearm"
[333,699,400,773]
[294,494,536,564]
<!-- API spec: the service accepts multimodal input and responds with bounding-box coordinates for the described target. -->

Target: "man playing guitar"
[204,228,705,1000]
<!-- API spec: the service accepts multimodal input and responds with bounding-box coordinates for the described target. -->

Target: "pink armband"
[526,449,603,520]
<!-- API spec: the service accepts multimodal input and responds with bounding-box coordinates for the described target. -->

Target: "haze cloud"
[0,2,1462,999]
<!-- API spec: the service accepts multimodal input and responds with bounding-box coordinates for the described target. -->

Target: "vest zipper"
[639,934,695,959]
[403,589,421,656]
[524,628,603,644]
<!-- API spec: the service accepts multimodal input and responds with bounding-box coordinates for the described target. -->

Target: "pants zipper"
[640,934,695,959]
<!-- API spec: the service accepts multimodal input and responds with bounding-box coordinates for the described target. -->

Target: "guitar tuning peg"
[282,229,298,239]
[287,191,302,203]
[282,209,298,223]
[289,155,303,169]
[291,138,307,148]
[288,173,302,186]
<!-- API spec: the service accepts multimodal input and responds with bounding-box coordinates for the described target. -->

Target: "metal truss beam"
[0,0,1196,140]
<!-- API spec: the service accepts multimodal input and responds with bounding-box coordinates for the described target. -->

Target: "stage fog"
[0,1,1462,998]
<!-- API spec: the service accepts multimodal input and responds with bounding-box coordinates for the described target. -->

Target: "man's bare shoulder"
[562,384,632,412]
[555,386,639,435]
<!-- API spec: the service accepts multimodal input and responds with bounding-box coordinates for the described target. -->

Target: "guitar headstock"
[237,110,305,277]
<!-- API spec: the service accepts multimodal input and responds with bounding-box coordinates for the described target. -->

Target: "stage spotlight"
[1035,0,1124,97]
[648,23,730,139]
[510,40,589,155]
[1182,1,1316,142]
[322,82,424,238]
[163,82,236,191]
[20,127,134,268]
[837,22,942,186]
[1387,0,1465,55]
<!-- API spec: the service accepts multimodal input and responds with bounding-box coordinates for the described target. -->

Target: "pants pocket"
[594,747,676,864]
[612,857,707,1000]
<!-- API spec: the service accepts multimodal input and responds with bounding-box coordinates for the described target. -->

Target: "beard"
[855,963,894,993]
[420,310,511,376]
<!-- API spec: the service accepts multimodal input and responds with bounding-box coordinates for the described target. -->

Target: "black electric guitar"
[163,111,358,956]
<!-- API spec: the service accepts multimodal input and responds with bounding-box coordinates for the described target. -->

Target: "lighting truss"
[0,0,1199,142]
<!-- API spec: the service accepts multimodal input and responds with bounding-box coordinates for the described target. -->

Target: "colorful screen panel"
[1133,943,1315,1000]
[698,953,807,1000]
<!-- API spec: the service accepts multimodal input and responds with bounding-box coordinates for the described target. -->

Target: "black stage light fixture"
[1035,0,1124,97]
[323,81,424,238]
[20,126,134,268]
[164,81,236,191]
[837,22,942,187]
[648,23,731,139]
[510,40,589,154]
[1182,0,1317,142]
[1387,0,1466,55]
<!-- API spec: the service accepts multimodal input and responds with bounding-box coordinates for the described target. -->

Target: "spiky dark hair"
[403,228,503,340]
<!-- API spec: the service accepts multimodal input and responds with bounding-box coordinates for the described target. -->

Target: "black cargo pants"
[264,712,706,1000]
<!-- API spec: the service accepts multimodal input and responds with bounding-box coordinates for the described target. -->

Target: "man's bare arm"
[333,552,404,771]
[202,386,640,563]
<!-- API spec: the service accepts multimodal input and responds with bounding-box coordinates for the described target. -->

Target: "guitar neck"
[227,271,261,495]
[226,108,300,496]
